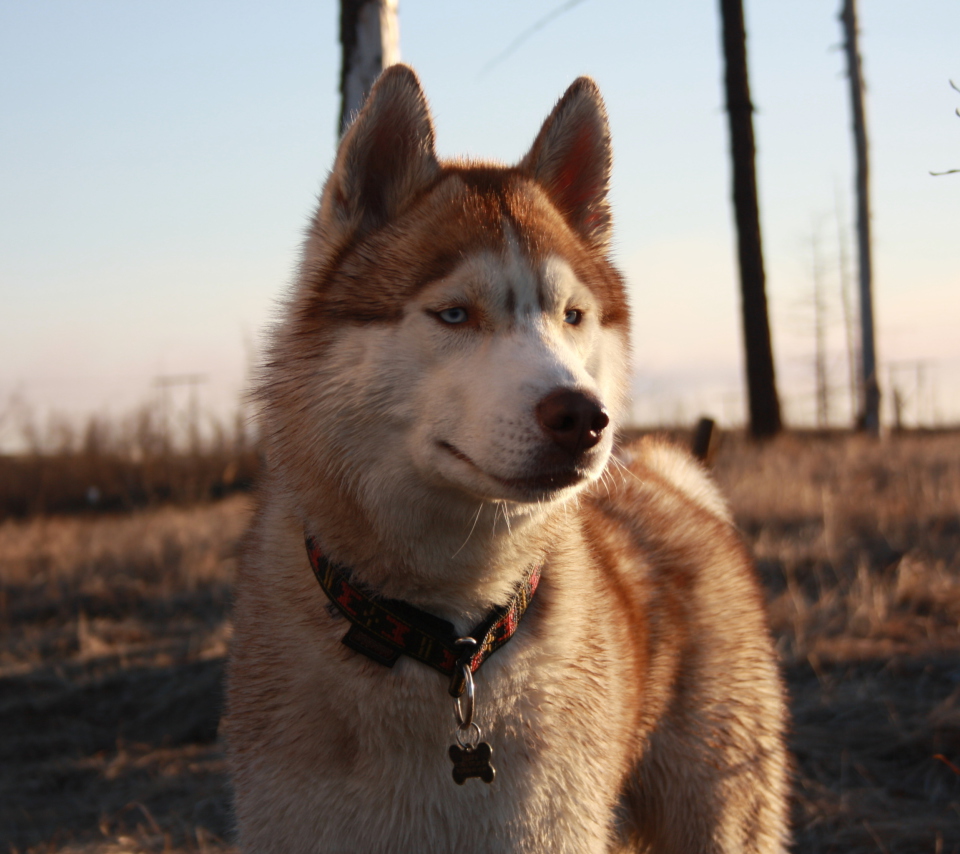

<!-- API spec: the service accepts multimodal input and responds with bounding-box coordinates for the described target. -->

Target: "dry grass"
[2,432,959,852]
[0,403,258,518]
[1,497,248,853]
[713,431,960,853]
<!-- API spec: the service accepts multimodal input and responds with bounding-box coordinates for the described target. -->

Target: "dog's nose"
[535,389,609,457]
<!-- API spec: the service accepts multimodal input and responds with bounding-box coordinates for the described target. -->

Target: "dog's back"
[225,65,789,853]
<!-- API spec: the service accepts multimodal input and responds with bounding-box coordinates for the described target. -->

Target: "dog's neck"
[295,470,565,630]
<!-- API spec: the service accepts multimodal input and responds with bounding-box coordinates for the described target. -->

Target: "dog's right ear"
[325,65,439,240]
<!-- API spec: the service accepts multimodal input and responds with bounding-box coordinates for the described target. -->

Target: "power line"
[479,0,590,77]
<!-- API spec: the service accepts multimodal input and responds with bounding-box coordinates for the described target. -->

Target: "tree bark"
[835,188,861,424]
[840,0,880,434]
[339,0,400,137]
[718,0,782,438]
[811,231,829,428]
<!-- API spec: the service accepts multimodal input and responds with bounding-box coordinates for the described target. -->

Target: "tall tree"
[339,0,400,137]
[718,0,782,438]
[835,188,860,423]
[810,229,829,428]
[839,0,880,434]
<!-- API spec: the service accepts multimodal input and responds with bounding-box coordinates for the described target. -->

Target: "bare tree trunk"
[840,0,880,434]
[835,187,860,423]
[718,0,782,438]
[811,230,829,429]
[339,0,400,137]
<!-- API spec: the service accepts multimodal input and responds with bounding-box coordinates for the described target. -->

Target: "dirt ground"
[2,432,960,853]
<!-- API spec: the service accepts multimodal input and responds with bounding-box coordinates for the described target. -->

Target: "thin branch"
[931,80,960,174]
[479,0,590,78]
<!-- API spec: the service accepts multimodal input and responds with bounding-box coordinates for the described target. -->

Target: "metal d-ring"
[453,637,478,730]
[454,660,475,728]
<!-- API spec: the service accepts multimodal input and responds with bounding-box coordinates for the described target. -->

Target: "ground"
[2,432,959,853]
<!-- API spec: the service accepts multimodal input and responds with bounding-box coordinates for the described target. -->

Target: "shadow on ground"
[1,655,230,852]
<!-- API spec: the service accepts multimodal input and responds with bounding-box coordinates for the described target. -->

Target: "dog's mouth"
[438,441,587,493]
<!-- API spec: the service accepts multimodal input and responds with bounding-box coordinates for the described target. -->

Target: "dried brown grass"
[713,431,960,853]
[0,404,258,518]
[1,497,248,853]
[2,431,959,852]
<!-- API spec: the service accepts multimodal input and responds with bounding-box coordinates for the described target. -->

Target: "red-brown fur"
[225,65,790,853]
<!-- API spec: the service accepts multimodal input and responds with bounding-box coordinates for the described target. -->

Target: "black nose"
[535,389,609,457]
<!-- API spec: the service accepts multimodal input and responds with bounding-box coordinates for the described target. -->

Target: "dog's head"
[262,66,630,532]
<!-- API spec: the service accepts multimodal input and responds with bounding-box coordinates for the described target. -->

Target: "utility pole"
[339,0,400,137]
[154,374,207,452]
[840,0,880,434]
[718,0,782,438]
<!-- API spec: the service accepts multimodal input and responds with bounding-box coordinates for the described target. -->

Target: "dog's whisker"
[610,454,646,489]
[596,468,612,498]
[451,502,485,558]
[492,501,503,537]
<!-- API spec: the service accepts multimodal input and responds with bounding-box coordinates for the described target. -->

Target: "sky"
[1,0,958,449]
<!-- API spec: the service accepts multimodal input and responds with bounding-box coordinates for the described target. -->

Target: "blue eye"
[564,308,583,325]
[438,307,469,325]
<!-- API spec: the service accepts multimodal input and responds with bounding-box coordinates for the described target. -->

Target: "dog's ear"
[327,64,439,238]
[520,78,612,248]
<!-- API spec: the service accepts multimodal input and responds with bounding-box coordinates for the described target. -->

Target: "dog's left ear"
[520,78,612,248]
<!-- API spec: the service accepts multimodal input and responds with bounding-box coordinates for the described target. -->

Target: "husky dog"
[224,65,789,853]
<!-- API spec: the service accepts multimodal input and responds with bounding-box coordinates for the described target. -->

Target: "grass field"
[2,431,959,853]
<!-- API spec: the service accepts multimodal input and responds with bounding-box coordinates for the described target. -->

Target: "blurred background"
[2,3,960,852]
[2,0,958,454]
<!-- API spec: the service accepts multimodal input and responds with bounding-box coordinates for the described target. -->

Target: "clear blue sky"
[1,0,958,447]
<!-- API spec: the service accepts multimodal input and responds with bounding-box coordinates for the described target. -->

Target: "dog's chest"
[283,634,628,853]
[314,687,620,852]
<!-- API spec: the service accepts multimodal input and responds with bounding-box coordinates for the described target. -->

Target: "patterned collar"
[305,536,541,697]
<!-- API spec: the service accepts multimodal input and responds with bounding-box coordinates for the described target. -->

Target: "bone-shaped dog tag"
[449,741,495,785]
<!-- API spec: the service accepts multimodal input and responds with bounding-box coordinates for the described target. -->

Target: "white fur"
[226,66,790,854]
